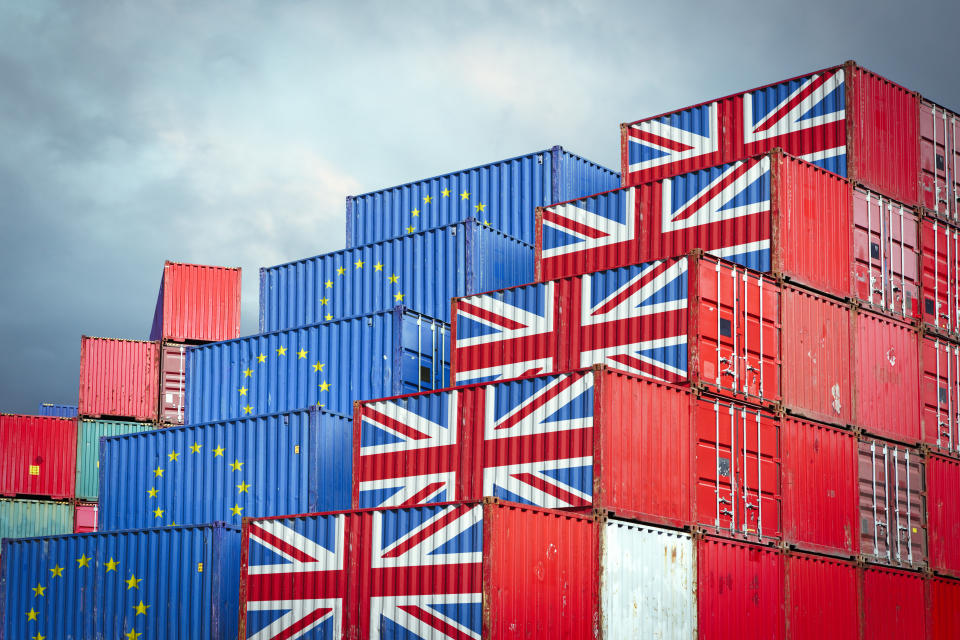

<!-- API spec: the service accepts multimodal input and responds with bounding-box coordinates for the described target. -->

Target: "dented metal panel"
[920,334,960,454]
[860,565,926,639]
[0,415,77,500]
[785,553,859,640]
[78,336,161,422]
[920,101,960,222]
[75,418,155,501]
[149,261,242,343]
[927,453,960,577]
[920,217,960,335]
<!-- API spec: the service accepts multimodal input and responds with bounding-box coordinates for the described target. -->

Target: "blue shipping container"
[98,407,352,531]
[37,403,78,418]
[186,307,449,424]
[0,523,240,639]
[346,145,621,246]
[260,219,533,331]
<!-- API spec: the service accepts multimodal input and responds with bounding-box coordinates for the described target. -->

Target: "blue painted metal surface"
[36,403,78,418]
[260,219,533,331]
[98,408,352,531]
[185,307,449,423]
[0,523,240,639]
[345,146,621,247]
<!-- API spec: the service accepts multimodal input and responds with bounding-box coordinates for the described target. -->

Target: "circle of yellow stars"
[148,443,252,523]
[238,348,332,416]
[405,188,489,233]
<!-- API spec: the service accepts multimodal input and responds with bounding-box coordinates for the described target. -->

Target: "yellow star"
[169,522,177,526]
[104,557,119,572]
[388,274,399,284]
[236,481,251,493]
[50,565,64,578]
[243,367,253,377]
[394,292,405,302]
[168,450,180,462]
[411,208,419,216]
[337,266,345,275]
[230,460,243,471]
[213,446,224,457]
[77,554,91,568]
[147,487,158,497]
[313,362,324,372]
[374,262,383,271]
[320,297,328,306]
[26,607,38,621]
[325,314,333,321]
[230,504,243,516]
[256,353,266,363]
[239,386,248,396]
[354,259,364,269]
[325,280,333,289]
[32,583,45,597]
[243,405,253,415]
[32,633,45,640]
[475,202,485,212]
[460,190,470,200]
[190,442,202,453]
[319,381,331,391]
[297,348,308,359]
[276,346,287,356]
[153,507,164,518]
[483,220,491,226]
[126,574,142,590]
[441,188,450,197]
[126,629,142,640]
[406,226,415,233]
[134,600,150,615]
[424,195,433,204]
[153,467,164,478]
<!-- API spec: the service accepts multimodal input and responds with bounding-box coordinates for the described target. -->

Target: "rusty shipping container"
[73,502,97,533]
[920,334,960,455]
[0,415,76,500]
[920,218,960,336]
[149,261,242,343]
[452,251,781,408]
[860,565,926,639]
[78,336,160,422]
[920,101,960,222]
[784,553,859,640]
[927,453,960,578]
[928,576,960,639]
[160,341,187,425]
[621,61,920,206]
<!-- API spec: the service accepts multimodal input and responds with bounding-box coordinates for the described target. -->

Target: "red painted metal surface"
[73,501,98,533]
[920,334,960,454]
[697,536,784,640]
[150,261,241,343]
[78,336,160,421]
[858,437,927,568]
[0,414,76,499]
[785,553,858,640]
[159,342,187,425]
[921,218,960,335]
[920,101,960,222]
[851,308,920,443]
[780,284,852,426]
[860,565,926,640]
[928,576,960,639]
[781,417,858,557]
[927,454,960,578]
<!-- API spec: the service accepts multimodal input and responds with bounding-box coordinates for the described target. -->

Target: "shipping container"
[781,417,858,557]
[78,336,160,421]
[0,414,76,500]
[0,499,73,549]
[160,341,187,425]
[784,553,858,640]
[355,367,781,540]
[149,261,242,343]
[537,151,853,299]
[36,403,77,418]
[920,334,960,454]
[260,219,532,331]
[0,523,240,639]
[75,418,155,501]
[346,146,620,247]
[927,453,960,578]
[780,284,852,426]
[858,437,926,568]
[452,252,781,408]
[860,565,926,639]
[99,408,352,531]
[852,308,920,443]
[920,218,960,335]
[186,307,449,423]
[928,576,960,639]
[920,101,960,222]
[621,61,919,206]
[697,536,784,640]
[73,502,97,533]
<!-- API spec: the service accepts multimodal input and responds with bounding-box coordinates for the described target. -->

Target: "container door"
[160,343,186,425]
[921,103,960,222]
[398,312,450,394]
[920,219,960,334]
[859,439,893,562]
[890,446,926,567]
[921,336,960,453]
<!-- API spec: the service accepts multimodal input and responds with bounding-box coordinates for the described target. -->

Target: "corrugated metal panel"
[36,403,77,418]
[537,152,853,301]
[785,553,858,640]
[927,453,960,577]
[920,101,960,222]
[149,261,242,342]
[858,437,927,568]
[929,576,960,639]
[0,523,240,639]
[860,565,926,639]
[780,284,852,425]
[781,416,858,556]
[0,415,76,500]
[185,307,449,423]
[259,220,532,331]
[76,418,155,501]
[78,336,161,421]
[920,335,960,454]
[697,536,784,640]
[453,253,782,408]
[345,146,620,247]
[600,520,695,639]
[920,218,960,335]
[73,502,97,533]
[98,408,351,531]
[0,499,73,547]
[160,341,187,425]
[852,308,920,442]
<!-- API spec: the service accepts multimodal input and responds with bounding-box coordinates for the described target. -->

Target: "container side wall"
[927,454,960,576]
[860,566,926,640]
[0,415,77,499]
[920,335,960,454]
[76,419,154,501]
[555,148,622,202]
[473,223,536,301]
[929,577,960,639]
[155,262,242,342]
[785,553,858,640]
[0,499,73,544]
[37,403,78,418]
[78,337,161,422]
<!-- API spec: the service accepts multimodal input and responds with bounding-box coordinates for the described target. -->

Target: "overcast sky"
[1,0,958,413]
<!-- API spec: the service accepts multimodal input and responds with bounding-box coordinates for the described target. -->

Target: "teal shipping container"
[0,499,73,552]
[75,419,156,501]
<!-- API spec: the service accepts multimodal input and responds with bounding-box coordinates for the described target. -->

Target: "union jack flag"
[625,67,847,184]
[356,373,595,510]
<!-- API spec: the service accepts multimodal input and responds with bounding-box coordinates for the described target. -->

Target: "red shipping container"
[781,417,858,557]
[784,553,859,640]
[159,342,187,425]
[851,308,920,443]
[149,261,241,343]
[927,453,960,578]
[0,415,76,499]
[697,536,784,640]
[858,437,927,568]
[928,576,960,639]
[78,336,160,422]
[452,252,781,407]
[920,101,960,222]
[73,501,98,533]
[920,334,960,454]
[921,218,960,335]
[860,565,926,640]
[780,284,852,426]
[621,62,919,206]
